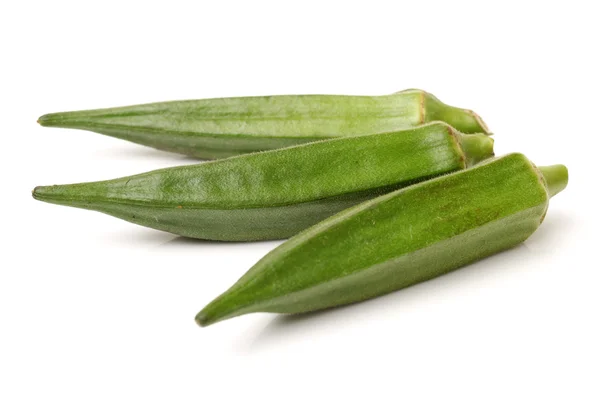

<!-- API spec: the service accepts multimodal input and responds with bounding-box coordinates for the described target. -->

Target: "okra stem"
[538,165,569,197]
[456,132,495,167]
[421,90,490,134]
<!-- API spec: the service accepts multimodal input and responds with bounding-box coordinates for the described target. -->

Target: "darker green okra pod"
[38,89,490,159]
[196,154,568,326]
[32,122,493,241]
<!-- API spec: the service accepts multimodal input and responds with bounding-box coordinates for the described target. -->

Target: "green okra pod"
[38,89,490,159]
[32,122,493,241]
[196,153,568,326]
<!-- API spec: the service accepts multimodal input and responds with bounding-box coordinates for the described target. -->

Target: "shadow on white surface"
[117,228,178,246]
[159,236,285,248]
[91,144,202,164]
[246,247,528,350]
[522,209,573,249]
[246,210,571,350]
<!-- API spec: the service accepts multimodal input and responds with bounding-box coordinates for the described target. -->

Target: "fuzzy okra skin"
[37,89,490,159]
[196,153,568,326]
[32,122,493,241]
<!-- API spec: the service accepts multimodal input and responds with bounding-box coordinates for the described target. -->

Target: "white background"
[2,1,599,398]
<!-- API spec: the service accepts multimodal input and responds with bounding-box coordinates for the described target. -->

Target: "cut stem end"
[538,164,568,198]
[457,133,495,167]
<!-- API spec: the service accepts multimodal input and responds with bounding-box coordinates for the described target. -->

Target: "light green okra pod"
[32,122,493,241]
[37,89,490,159]
[196,153,568,326]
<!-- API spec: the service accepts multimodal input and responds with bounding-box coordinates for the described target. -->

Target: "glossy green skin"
[38,89,489,159]
[32,122,493,241]
[197,154,568,326]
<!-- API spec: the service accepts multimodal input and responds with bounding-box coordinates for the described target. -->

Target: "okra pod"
[38,89,489,159]
[196,153,568,326]
[32,122,493,241]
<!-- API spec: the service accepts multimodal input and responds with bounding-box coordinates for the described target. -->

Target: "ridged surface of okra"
[196,153,568,326]
[38,89,489,159]
[32,122,493,241]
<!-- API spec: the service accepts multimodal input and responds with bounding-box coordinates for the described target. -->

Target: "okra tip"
[195,311,210,328]
[538,164,568,197]
[195,307,221,328]
[195,295,244,327]
[37,112,66,127]
[32,186,49,202]
[32,186,43,199]
[37,113,52,126]
[32,185,64,203]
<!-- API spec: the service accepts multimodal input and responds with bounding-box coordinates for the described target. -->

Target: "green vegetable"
[196,153,568,326]
[31,122,493,241]
[37,89,490,159]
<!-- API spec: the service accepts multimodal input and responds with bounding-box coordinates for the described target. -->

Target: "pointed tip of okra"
[37,113,52,126]
[32,185,45,200]
[195,305,223,328]
[195,311,211,328]
[538,164,568,198]
[195,293,250,327]
[32,185,52,202]
[37,112,70,127]
[32,184,70,204]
